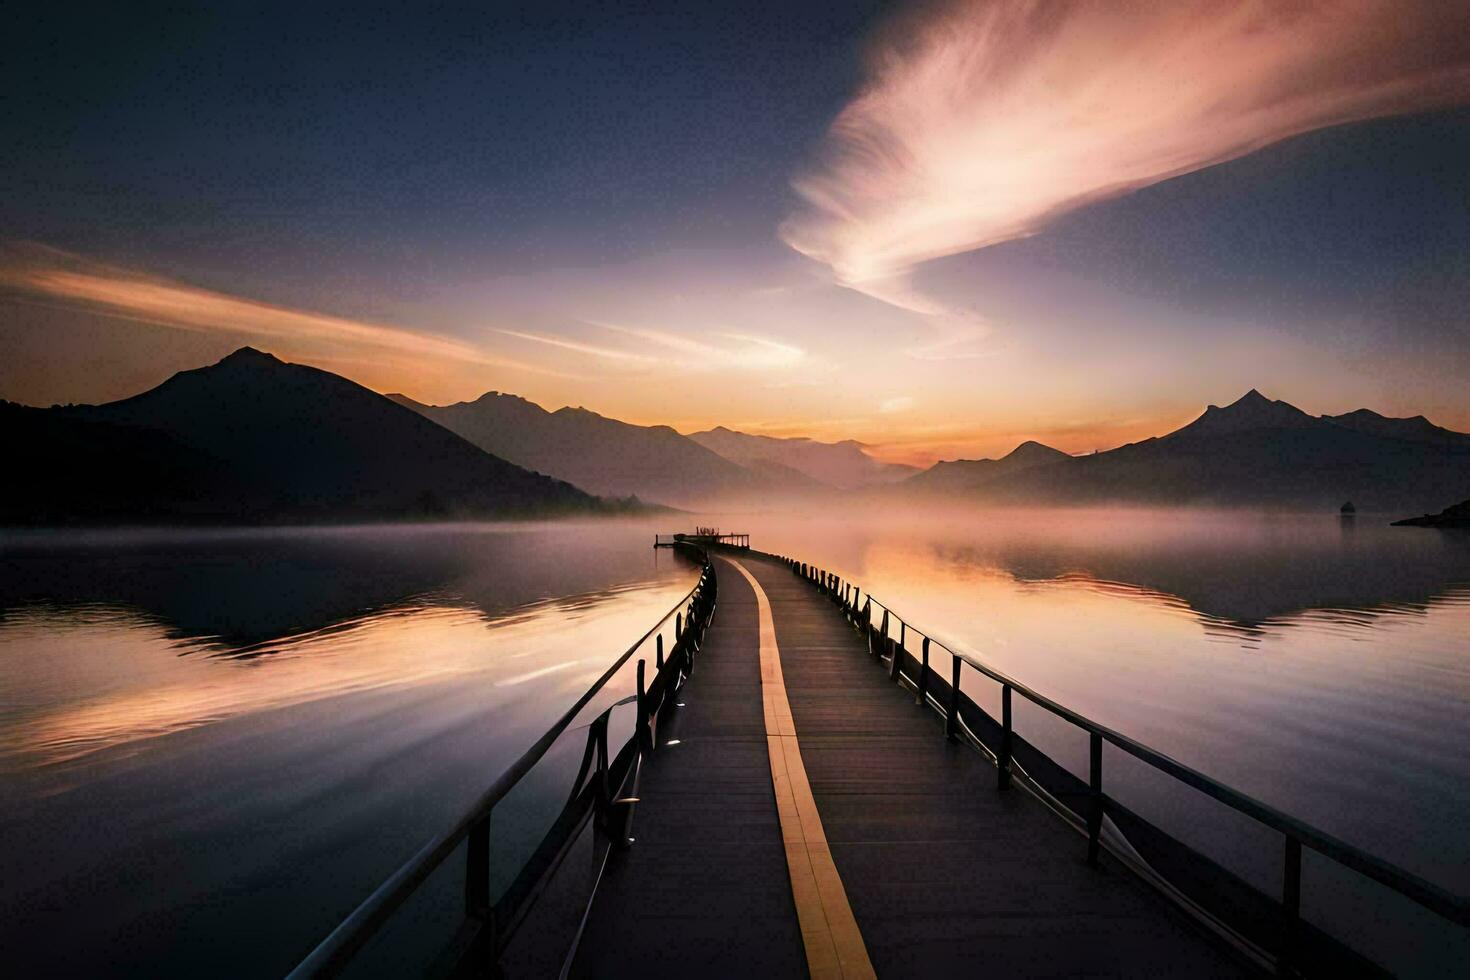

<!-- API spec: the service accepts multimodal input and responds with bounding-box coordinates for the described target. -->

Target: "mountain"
[905,440,1071,494]
[687,426,918,490]
[961,390,1470,512]
[1324,408,1470,447]
[1,348,599,525]
[1163,388,1320,441]
[389,392,786,508]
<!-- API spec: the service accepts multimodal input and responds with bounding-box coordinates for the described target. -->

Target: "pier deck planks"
[574,552,1251,978]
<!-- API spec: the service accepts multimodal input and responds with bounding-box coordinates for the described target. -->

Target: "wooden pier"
[572,551,1244,977]
[287,537,1469,979]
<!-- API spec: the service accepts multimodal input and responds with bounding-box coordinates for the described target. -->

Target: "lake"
[2,511,1467,976]
[0,520,698,977]
[726,505,1470,975]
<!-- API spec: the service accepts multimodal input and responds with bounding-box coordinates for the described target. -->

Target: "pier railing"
[656,530,750,549]
[286,543,717,979]
[772,552,1470,976]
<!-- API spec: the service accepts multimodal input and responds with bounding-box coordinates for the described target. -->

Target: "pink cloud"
[783,0,1470,291]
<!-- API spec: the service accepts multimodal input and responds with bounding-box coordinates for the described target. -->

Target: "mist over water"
[2,511,1467,975]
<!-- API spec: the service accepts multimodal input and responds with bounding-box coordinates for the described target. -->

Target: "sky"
[3,0,1469,466]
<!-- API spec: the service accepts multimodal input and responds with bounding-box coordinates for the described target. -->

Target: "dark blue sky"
[3,1,887,296]
[948,109,1470,347]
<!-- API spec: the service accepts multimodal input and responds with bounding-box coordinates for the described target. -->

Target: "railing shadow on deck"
[286,543,717,980]
[768,551,1470,979]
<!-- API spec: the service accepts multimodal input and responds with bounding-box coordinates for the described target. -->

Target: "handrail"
[762,549,1470,969]
[846,585,1469,926]
[946,647,1465,923]
[288,544,716,978]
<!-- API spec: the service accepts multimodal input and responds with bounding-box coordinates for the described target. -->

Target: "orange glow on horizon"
[5,242,1470,467]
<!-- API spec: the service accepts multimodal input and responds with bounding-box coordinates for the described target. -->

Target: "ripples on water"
[0,581,670,772]
[2,511,1468,976]
[0,521,697,977]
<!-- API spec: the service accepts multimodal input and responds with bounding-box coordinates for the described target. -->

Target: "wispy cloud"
[590,320,807,372]
[0,243,574,386]
[495,328,656,364]
[783,0,1470,333]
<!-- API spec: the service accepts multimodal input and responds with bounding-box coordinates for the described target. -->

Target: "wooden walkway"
[573,552,1251,978]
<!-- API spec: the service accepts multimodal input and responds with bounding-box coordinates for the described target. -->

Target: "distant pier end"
[655,527,750,549]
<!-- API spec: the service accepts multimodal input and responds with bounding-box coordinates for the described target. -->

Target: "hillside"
[390,392,785,508]
[961,391,1470,512]
[1324,409,1470,447]
[903,440,1071,494]
[1,348,599,524]
[687,426,917,489]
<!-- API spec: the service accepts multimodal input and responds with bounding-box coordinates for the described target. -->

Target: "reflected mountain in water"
[0,523,696,656]
[923,515,1470,634]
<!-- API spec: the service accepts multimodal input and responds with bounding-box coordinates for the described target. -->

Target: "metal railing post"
[1088,732,1103,865]
[636,659,651,753]
[593,715,612,832]
[999,685,1012,790]
[888,635,900,681]
[464,809,498,971]
[1282,835,1302,972]
[465,810,490,917]
[917,637,930,705]
[655,634,664,670]
[946,658,961,742]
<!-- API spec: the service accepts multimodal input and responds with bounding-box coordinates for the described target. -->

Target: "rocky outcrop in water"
[1392,500,1470,528]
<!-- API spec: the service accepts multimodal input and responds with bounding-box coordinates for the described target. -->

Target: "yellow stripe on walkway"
[724,558,876,980]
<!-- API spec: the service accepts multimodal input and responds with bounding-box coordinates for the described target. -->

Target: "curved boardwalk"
[574,552,1251,978]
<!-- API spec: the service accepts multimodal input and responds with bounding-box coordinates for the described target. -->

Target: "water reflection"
[3,511,1468,976]
[0,521,695,978]
[0,523,698,772]
[735,507,1470,975]
[0,521,687,652]
[0,592,653,770]
[742,508,1470,885]
[750,507,1470,636]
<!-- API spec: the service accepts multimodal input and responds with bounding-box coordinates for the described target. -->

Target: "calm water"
[2,511,1468,975]
[728,506,1470,975]
[0,521,696,977]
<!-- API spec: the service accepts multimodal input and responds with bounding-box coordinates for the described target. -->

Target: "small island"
[1392,499,1470,528]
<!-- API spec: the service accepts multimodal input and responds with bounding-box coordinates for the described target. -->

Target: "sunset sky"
[4,1,1470,465]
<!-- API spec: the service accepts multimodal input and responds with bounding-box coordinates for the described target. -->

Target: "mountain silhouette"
[2,348,599,524]
[904,391,1470,512]
[1324,408,1470,447]
[904,440,1071,493]
[1164,388,1320,441]
[687,426,918,490]
[389,391,786,508]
